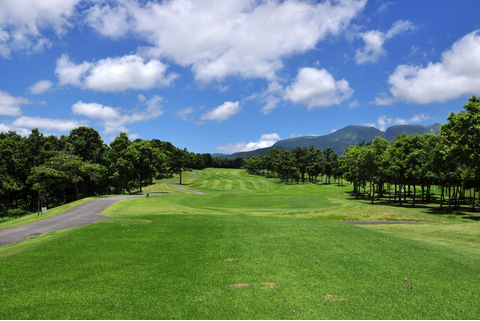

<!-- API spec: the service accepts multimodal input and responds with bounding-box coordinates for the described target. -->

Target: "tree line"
[0,127,243,217]
[244,95,480,212]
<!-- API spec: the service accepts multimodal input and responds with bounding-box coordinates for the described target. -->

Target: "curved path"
[0,195,147,247]
[167,171,207,194]
[0,172,206,247]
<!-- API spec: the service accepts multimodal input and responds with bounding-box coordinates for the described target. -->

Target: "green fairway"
[1,168,479,319]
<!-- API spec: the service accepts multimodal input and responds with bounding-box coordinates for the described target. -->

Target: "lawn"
[1,168,479,319]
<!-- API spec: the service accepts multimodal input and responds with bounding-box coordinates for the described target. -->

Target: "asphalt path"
[0,172,205,247]
[167,171,207,194]
[0,195,147,247]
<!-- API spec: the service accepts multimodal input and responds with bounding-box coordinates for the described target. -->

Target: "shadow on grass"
[344,190,480,221]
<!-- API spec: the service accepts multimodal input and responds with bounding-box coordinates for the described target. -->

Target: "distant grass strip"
[1,214,479,319]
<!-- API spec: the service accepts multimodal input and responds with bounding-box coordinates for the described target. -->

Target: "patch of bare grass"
[323,295,346,301]
[228,282,277,289]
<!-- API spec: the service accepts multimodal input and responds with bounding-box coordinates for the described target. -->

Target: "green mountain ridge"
[218,123,441,160]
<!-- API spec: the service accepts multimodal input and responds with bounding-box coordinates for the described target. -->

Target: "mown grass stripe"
[239,180,248,191]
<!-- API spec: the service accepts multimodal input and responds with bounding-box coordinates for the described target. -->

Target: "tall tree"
[168,148,188,185]
[126,140,166,192]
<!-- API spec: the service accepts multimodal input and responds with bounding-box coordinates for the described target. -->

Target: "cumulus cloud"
[0,90,28,116]
[175,107,194,121]
[0,123,31,136]
[379,30,480,104]
[216,133,281,153]
[86,3,131,39]
[355,20,415,64]
[87,0,366,82]
[200,101,241,122]
[374,114,430,131]
[0,0,80,58]
[29,80,53,94]
[71,95,164,134]
[11,116,87,132]
[284,67,353,109]
[55,54,177,92]
[256,81,284,115]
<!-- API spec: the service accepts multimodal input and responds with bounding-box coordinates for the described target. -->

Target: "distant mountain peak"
[216,123,441,160]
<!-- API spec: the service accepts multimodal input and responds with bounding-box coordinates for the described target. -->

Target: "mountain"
[217,146,290,160]
[216,123,442,160]
[272,125,384,153]
[211,153,229,158]
[383,123,441,141]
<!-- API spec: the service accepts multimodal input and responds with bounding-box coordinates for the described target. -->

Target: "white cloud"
[0,90,28,116]
[11,116,87,132]
[377,1,394,13]
[200,101,241,122]
[175,107,194,121]
[284,67,353,109]
[29,79,53,94]
[216,133,281,153]
[71,95,164,134]
[86,3,131,39]
[381,30,480,104]
[375,114,430,131]
[55,54,92,86]
[349,100,360,108]
[258,81,284,115]
[55,54,177,92]
[355,20,415,64]
[0,123,31,136]
[87,0,366,82]
[0,0,80,58]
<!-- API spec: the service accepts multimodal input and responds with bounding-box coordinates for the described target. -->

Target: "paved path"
[168,171,207,194]
[0,195,147,247]
[0,171,205,247]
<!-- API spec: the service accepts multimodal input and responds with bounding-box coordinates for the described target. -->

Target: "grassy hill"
[219,123,442,159]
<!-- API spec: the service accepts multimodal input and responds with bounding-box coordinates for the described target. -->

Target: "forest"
[244,95,480,212]
[0,127,243,218]
[1,95,479,218]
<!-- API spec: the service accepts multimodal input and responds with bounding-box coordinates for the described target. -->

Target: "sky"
[1,0,480,154]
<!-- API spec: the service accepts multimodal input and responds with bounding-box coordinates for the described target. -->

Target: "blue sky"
[1,0,480,154]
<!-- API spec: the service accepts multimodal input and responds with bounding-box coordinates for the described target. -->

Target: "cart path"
[167,171,207,194]
[0,195,152,247]
[0,171,206,247]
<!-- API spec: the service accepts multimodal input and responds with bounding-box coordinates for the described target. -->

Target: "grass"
[1,168,479,319]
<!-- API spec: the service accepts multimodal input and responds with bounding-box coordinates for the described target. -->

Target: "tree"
[293,147,309,183]
[441,95,480,210]
[106,132,135,194]
[68,126,105,163]
[29,152,104,201]
[306,146,323,183]
[126,140,166,192]
[168,148,188,185]
[323,147,337,184]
